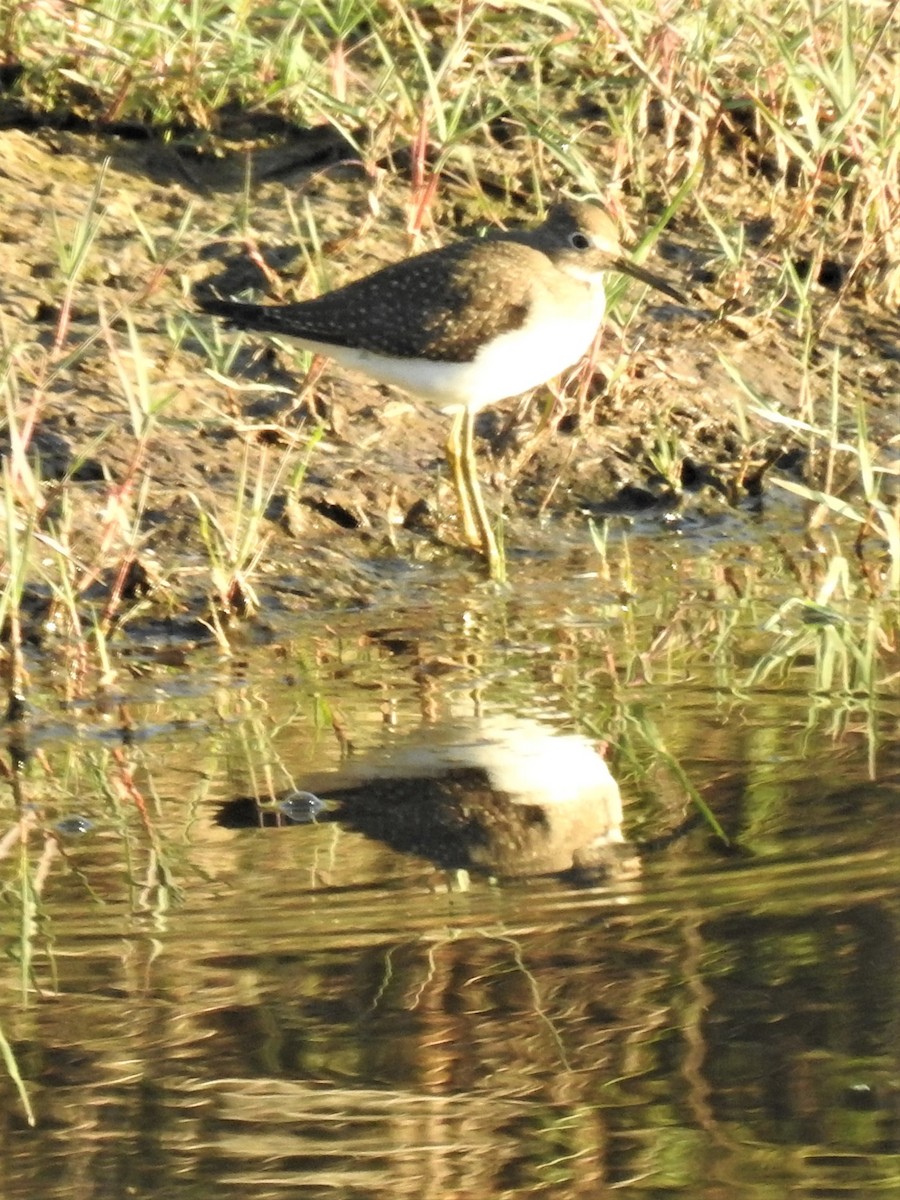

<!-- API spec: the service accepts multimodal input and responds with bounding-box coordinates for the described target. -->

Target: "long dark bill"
[613,257,686,304]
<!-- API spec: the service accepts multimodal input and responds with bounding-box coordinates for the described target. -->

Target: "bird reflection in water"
[218,716,634,881]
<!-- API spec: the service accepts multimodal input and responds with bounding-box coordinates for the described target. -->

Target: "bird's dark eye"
[569,232,591,250]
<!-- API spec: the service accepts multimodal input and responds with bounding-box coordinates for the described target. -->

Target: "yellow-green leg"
[460,407,502,581]
[444,407,503,579]
[445,408,480,548]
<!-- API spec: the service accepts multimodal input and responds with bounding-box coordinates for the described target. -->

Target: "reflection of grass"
[0,807,53,1128]
[0,536,896,1124]
[581,514,897,838]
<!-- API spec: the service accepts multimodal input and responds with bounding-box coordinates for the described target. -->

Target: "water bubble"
[55,816,94,837]
[278,791,325,824]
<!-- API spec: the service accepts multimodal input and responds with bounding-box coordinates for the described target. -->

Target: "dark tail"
[196,295,276,329]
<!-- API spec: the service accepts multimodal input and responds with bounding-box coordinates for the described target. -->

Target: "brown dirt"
[1,122,898,615]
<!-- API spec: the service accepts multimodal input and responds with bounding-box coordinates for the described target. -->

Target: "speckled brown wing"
[200,238,540,364]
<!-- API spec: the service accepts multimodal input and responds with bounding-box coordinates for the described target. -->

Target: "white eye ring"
[569,231,591,250]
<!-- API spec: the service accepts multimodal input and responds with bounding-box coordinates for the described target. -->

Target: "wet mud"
[1,118,898,619]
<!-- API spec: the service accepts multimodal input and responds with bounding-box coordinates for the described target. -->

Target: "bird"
[198,199,684,579]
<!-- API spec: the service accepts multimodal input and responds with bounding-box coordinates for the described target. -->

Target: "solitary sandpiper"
[199,199,684,579]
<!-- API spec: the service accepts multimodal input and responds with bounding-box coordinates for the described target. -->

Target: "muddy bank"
[1,123,897,623]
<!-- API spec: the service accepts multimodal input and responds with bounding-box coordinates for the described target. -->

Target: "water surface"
[2,529,898,1198]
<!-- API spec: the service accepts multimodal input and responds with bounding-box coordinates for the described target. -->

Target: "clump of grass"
[2,279,175,701]
[725,352,900,598]
[190,435,313,647]
[0,456,36,717]
[3,2,898,289]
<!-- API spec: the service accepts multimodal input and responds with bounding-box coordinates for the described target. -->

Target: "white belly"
[306,288,607,412]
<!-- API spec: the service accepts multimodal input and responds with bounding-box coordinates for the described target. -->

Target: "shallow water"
[2,527,899,1199]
